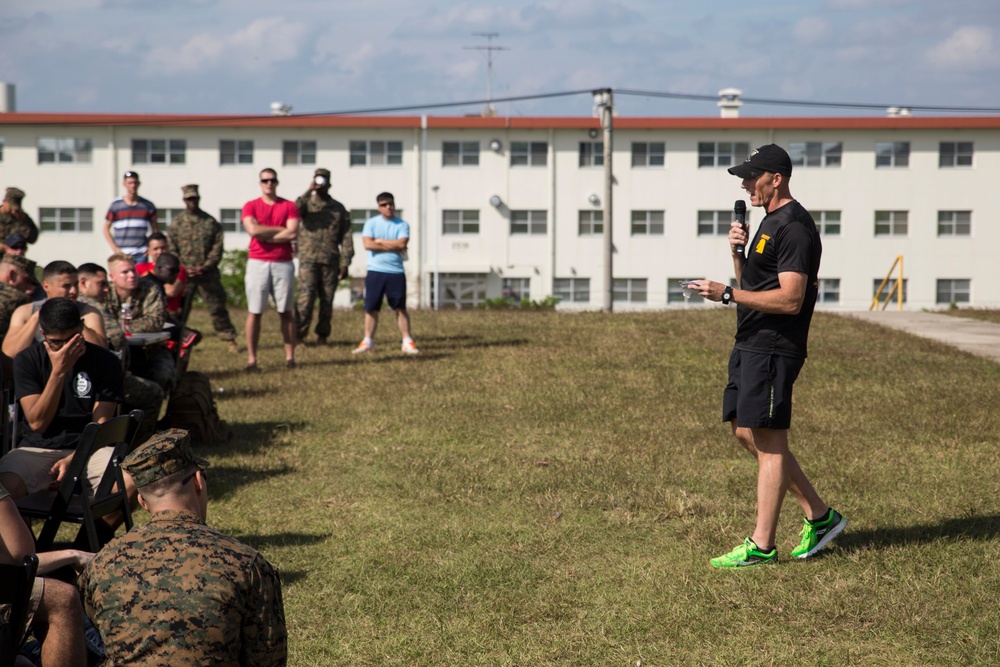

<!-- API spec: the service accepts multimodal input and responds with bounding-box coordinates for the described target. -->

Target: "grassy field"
[940,308,1000,325]
[173,307,1000,666]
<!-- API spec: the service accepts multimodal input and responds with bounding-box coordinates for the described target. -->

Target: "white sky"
[3,0,999,117]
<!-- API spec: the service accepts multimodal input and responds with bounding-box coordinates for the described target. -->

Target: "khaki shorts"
[0,446,113,495]
[245,259,295,314]
[0,577,44,635]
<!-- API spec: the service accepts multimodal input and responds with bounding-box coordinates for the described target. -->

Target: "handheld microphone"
[733,200,748,255]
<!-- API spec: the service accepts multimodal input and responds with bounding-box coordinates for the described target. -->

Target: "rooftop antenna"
[464,33,508,117]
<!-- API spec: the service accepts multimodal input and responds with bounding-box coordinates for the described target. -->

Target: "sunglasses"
[260,178,278,184]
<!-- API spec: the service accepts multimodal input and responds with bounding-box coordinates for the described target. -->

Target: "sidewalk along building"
[0,108,996,310]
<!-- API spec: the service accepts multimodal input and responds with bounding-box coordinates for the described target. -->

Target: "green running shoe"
[791,509,847,559]
[710,537,777,568]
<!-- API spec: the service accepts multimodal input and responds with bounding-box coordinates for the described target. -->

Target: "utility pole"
[594,89,614,312]
[464,33,508,117]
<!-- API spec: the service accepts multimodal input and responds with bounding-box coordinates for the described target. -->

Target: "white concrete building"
[0,110,996,311]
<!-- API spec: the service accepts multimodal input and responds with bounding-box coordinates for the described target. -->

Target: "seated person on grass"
[0,299,132,539]
[3,260,106,360]
[1,481,92,667]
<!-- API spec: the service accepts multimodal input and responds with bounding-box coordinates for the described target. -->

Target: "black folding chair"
[0,553,39,664]
[15,410,143,552]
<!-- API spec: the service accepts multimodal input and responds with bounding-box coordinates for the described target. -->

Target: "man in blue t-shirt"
[104,170,158,262]
[352,192,419,355]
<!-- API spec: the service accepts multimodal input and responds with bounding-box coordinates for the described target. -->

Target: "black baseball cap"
[728,144,793,179]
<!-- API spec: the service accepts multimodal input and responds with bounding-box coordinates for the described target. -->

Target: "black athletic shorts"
[722,348,805,430]
[364,271,407,312]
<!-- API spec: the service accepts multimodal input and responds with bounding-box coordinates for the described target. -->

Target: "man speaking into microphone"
[689,144,846,568]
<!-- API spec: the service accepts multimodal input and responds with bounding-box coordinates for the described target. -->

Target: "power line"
[39,86,1000,127]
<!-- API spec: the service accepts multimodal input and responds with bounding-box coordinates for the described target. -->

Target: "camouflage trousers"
[186,271,237,341]
[294,261,339,340]
[124,374,164,447]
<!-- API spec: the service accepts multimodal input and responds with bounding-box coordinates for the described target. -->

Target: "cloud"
[143,17,308,76]
[926,26,995,69]
[793,16,829,43]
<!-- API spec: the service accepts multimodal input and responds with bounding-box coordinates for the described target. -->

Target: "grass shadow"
[208,464,296,500]
[836,513,1000,553]
[227,531,330,550]
[214,387,271,400]
[208,420,309,456]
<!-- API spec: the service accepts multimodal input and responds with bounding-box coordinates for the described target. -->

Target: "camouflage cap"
[2,253,31,272]
[122,428,210,488]
[4,187,25,202]
[314,168,331,181]
[181,184,200,199]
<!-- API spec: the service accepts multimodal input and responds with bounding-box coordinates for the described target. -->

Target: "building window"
[159,208,184,226]
[815,211,841,236]
[282,140,317,166]
[38,138,92,164]
[872,278,908,303]
[219,140,253,165]
[132,139,186,165]
[0,137,4,162]
[875,210,908,236]
[39,208,93,232]
[789,142,842,168]
[631,142,665,167]
[667,278,705,304]
[502,277,530,301]
[631,210,664,235]
[442,141,479,166]
[697,210,732,236]
[553,278,590,303]
[939,141,973,168]
[937,210,971,237]
[936,279,971,305]
[817,278,841,304]
[579,141,603,167]
[698,141,749,168]
[510,141,547,167]
[510,210,547,235]
[443,209,479,235]
[578,210,603,235]
[349,140,403,166]
[875,141,909,168]
[220,209,245,233]
[613,278,647,303]
[436,273,487,309]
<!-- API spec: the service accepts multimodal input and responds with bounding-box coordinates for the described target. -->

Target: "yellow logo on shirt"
[755,234,771,254]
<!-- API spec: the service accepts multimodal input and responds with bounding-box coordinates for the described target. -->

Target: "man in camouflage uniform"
[106,253,174,392]
[294,168,353,344]
[166,184,238,350]
[0,187,40,254]
[79,430,287,666]
[0,253,32,340]
[78,262,164,445]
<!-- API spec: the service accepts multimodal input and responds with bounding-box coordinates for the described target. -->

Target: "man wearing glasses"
[0,299,130,520]
[104,171,159,262]
[166,184,238,350]
[353,192,419,355]
[241,169,300,371]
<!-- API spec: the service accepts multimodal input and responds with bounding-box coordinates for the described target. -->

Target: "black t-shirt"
[735,200,822,358]
[13,342,125,450]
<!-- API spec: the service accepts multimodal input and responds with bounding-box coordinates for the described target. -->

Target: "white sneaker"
[401,340,420,355]
[352,340,373,354]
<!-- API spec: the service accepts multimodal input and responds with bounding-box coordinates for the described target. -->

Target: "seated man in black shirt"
[0,299,130,515]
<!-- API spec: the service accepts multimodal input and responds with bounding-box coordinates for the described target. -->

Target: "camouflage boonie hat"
[181,184,200,199]
[314,168,331,181]
[3,253,31,272]
[4,187,25,202]
[122,428,209,488]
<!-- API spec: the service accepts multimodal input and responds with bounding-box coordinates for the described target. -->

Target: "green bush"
[219,249,248,308]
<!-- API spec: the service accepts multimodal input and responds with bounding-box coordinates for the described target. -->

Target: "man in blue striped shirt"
[104,171,158,262]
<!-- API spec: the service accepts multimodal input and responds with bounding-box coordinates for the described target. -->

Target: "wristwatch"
[722,286,734,305]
